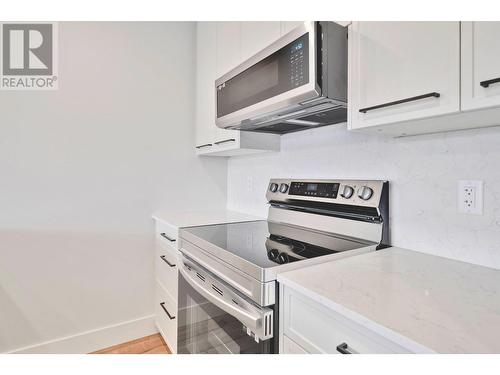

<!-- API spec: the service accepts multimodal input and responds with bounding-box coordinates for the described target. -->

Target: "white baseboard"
[7,315,158,354]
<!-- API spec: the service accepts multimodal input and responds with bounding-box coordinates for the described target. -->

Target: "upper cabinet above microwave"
[195,22,282,157]
[348,21,500,137]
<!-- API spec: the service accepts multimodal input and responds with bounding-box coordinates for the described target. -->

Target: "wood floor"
[92,333,171,354]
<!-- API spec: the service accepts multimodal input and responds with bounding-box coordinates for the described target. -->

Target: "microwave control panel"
[290,40,305,87]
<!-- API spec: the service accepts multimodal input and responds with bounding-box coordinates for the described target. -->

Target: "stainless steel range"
[177,178,389,354]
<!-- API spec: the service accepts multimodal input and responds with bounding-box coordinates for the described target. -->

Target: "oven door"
[215,21,320,130]
[177,255,275,354]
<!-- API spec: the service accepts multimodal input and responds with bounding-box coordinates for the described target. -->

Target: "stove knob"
[277,253,289,264]
[279,183,289,193]
[340,185,354,199]
[357,186,373,200]
[268,249,279,261]
[269,183,278,193]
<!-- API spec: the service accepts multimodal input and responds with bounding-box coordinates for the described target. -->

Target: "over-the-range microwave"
[215,21,347,134]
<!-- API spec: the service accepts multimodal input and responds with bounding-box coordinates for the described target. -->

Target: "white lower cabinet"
[155,281,177,353]
[155,241,178,302]
[279,285,411,354]
[282,334,308,354]
[154,220,180,353]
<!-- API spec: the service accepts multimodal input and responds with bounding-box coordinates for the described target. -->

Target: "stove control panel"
[267,178,387,208]
[357,186,373,200]
[279,183,289,193]
[340,185,354,199]
[288,181,340,198]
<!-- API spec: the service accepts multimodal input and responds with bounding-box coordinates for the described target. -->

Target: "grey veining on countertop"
[277,247,500,353]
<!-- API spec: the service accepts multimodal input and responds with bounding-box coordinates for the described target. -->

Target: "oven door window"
[216,33,310,118]
[177,270,273,354]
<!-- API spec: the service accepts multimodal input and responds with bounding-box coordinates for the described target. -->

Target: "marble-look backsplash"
[227,124,500,269]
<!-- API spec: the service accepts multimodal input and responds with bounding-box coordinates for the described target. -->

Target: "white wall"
[0,22,227,353]
[227,124,500,269]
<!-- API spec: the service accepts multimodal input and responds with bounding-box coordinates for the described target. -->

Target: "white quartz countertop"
[277,247,500,353]
[152,209,264,228]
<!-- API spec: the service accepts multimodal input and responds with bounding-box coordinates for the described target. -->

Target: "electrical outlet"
[458,180,483,215]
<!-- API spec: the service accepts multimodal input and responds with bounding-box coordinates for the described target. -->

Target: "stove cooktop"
[181,220,372,270]
[178,179,387,307]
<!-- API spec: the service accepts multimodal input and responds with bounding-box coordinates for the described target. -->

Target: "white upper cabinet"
[461,22,500,111]
[281,21,304,34]
[240,22,282,61]
[348,22,460,131]
[195,22,217,151]
[215,22,241,146]
[216,22,242,78]
[194,22,280,157]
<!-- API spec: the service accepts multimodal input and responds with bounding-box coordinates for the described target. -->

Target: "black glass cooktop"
[181,220,369,268]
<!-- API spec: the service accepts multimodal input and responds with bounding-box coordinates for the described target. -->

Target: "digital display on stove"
[306,183,318,191]
[289,181,340,198]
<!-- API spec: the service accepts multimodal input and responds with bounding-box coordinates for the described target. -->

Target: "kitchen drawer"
[282,335,309,354]
[155,281,177,353]
[281,286,410,354]
[155,241,178,301]
[155,220,178,248]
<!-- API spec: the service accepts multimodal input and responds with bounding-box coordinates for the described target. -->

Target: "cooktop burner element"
[266,234,336,264]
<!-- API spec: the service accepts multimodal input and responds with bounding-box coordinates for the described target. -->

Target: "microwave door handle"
[178,261,260,330]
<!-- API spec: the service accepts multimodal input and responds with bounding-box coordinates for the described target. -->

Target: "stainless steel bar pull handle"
[336,342,357,354]
[160,233,176,242]
[359,92,440,113]
[160,255,175,268]
[480,78,500,88]
[160,302,175,320]
[214,138,236,145]
[195,143,212,149]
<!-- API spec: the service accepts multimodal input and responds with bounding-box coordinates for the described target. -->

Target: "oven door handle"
[178,258,273,341]
[178,261,259,326]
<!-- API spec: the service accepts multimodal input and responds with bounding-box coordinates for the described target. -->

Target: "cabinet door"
[281,21,304,35]
[282,335,309,354]
[240,22,281,61]
[215,22,241,145]
[155,281,177,353]
[461,22,500,111]
[216,22,241,78]
[281,286,413,354]
[195,22,217,151]
[349,22,460,130]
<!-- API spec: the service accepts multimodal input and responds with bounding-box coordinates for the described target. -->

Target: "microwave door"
[215,22,319,130]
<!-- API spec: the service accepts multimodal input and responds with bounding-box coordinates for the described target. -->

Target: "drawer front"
[282,335,309,354]
[155,241,178,300]
[155,220,178,250]
[155,281,177,353]
[281,286,410,354]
